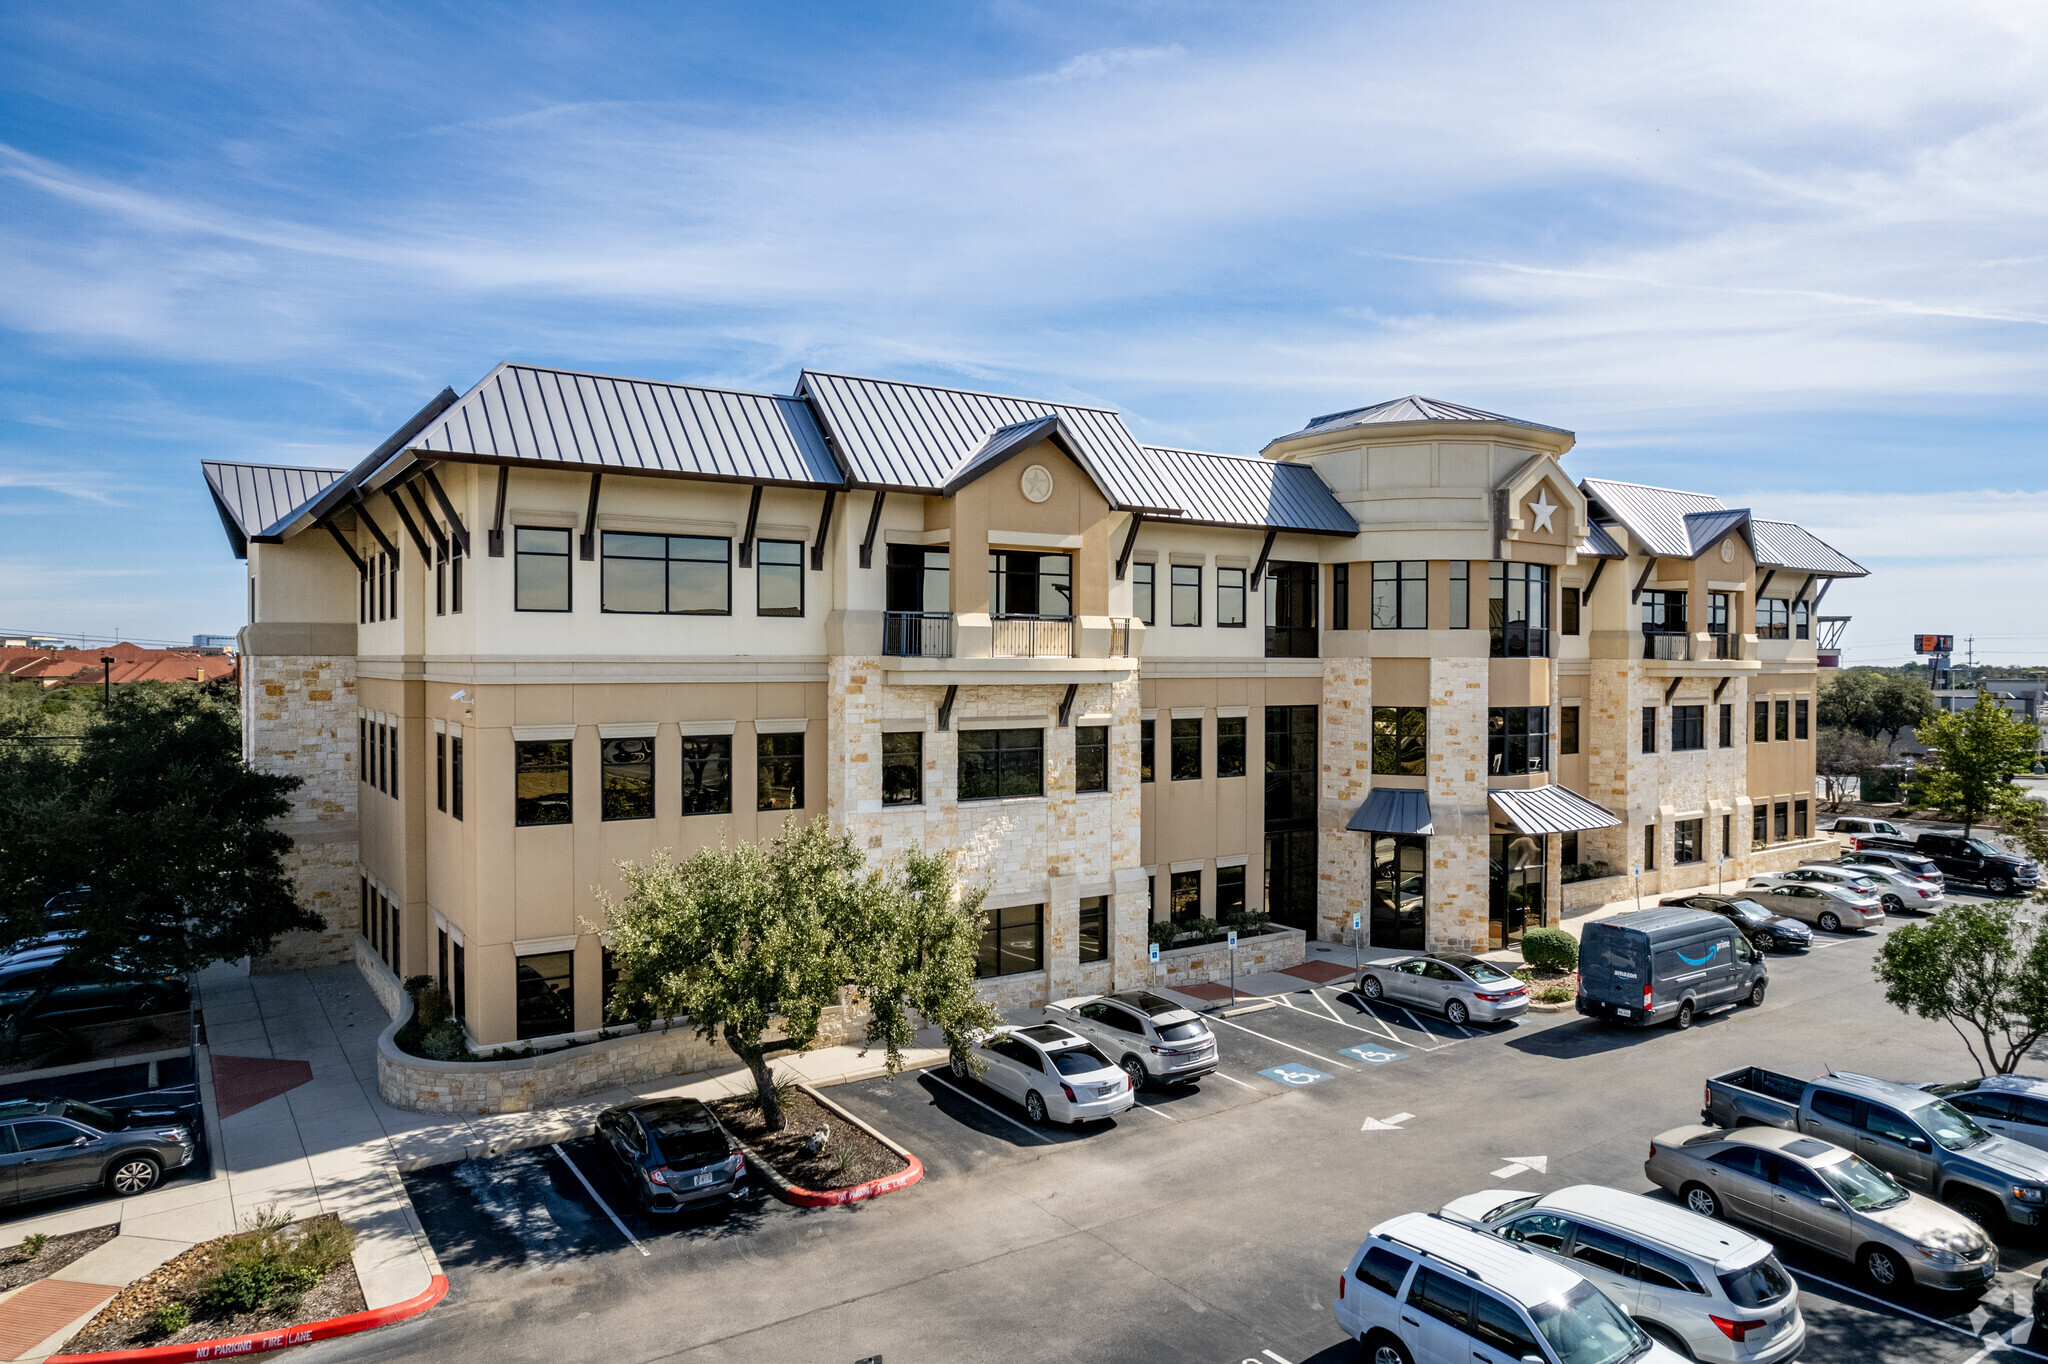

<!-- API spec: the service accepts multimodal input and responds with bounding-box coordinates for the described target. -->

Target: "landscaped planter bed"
[0,1224,116,1293]
[713,1088,908,1196]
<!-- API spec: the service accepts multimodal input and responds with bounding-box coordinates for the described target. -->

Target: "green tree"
[1871,673,1936,744]
[1913,691,2040,835]
[850,845,1003,1075]
[1874,903,2048,1075]
[1816,727,1890,810]
[1817,670,1881,737]
[0,687,317,1059]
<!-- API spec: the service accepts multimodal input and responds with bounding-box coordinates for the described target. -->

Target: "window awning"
[1489,785,1622,836]
[1346,788,1434,836]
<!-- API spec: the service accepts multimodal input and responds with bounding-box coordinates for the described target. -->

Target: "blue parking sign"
[1259,1064,1331,1088]
[1340,1045,1407,1066]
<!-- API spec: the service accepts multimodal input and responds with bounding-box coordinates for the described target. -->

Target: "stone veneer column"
[826,655,886,852]
[1318,657,1373,942]
[243,649,359,969]
[1584,658,1640,872]
[1427,658,1491,954]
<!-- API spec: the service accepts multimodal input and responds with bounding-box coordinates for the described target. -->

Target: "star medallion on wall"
[1528,491,1558,532]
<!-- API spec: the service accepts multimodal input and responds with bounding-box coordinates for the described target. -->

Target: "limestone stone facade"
[242,648,359,970]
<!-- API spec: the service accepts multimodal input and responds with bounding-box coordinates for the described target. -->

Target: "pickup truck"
[1703,1066,2048,1231]
[1852,831,2038,896]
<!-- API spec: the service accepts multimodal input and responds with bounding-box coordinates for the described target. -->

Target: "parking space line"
[1788,1267,1988,1343]
[1324,990,1410,1047]
[550,1143,649,1258]
[1212,1069,1261,1091]
[1277,994,1410,1043]
[1262,1351,1295,1364]
[1206,1015,1356,1070]
[1129,1100,1178,1121]
[1391,1002,1469,1042]
[922,1074,1057,1144]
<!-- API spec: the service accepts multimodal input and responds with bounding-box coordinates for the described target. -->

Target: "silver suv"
[1043,990,1216,1090]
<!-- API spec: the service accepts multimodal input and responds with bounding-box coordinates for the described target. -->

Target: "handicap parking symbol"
[1259,1064,1331,1087]
[1340,1045,1407,1066]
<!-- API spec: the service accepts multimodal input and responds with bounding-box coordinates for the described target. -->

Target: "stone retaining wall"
[1559,836,1843,914]
[1152,926,1306,987]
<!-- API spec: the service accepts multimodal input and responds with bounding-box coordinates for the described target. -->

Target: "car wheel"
[1024,1091,1047,1124]
[1817,911,1843,932]
[126,987,170,1017]
[1947,1189,2005,1237]
[1638,1322,1695,1360]
[1861,1244,1904,1291]
[1445,999,1470,1025]
[1120,1056,1147,1093]
[1882,894,1903,913]
[1359,975,1384,1000]
[107,1155,160,1197]
[1361,1330,1413,1364]
[1744,979,1767,1007]
[1988,875,2014,897]
[1674,1000,1695,1030]
[1682,1183,1722,1219]
[950,1053,968,1080]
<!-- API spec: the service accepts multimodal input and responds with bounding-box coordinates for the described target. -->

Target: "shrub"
[198,1207,355,1318]
[202,1262,281,1315]
[418,1018,470,1062]
[1520,927,1578,972]
[1147,920,1184,949]
[18,1232,48,1259]
[151,1303,190,1337]
[1534,983,1575,1004]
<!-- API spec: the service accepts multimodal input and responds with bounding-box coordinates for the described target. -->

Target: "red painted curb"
[770,1151,923,1208]
[44,1274,449,1363]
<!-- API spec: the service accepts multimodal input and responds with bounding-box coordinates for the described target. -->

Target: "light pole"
[100,654,113,707]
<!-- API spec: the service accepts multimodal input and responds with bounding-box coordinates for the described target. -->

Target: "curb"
[44,1274,449,1364]
[731,1082,924,1209]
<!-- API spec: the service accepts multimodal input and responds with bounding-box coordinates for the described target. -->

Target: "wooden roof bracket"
[1582,557,1609,603]
[1249,529,1278,591]
[387,488,432,560]
[810,489,836,570]
[321,519,366,574]
[422,467,471,557]
[1057,683,1078,728]
[858,490,886,569]
[350,490,400,566]
[487,466,509,557]
[1712,676,1731,703]
[1810,580,1832,614]
[1665,676,1684,704]
[937,683,959,732]
[405,481,451,561]
[1629,557,1656,605]
[739,484,764,568]
[1114,513,1144,582]
[1792,573,1815,605]
[1755,568,1776,600]
[578,472,604,561]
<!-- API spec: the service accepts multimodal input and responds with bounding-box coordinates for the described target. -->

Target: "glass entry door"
[1370,833,1427,949]
[1489,833,1547,949]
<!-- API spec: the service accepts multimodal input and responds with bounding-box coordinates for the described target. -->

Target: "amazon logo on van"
[1675,944,1722,966]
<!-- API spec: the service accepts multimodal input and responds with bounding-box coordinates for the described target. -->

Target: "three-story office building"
[204,368,1864,1046]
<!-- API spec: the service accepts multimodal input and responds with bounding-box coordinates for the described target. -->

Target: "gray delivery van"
[1576,906,1768,1029]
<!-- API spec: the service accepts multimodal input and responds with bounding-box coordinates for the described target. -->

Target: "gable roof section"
[1577,521,1627,559]
[203,461,347,557]
[797,370,1184,513]
[1139,445,1357,535]
[1682,507,1752,557]
[1579,478,1728,558]
[1581,478,1867,577]
[1752,519,1868,577]
[1268,394,1573,447]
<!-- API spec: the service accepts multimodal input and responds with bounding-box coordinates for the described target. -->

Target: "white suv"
[1044,990,1217,1089]
[1337,1212,1686,1364]
[1440,1184,1805,1363]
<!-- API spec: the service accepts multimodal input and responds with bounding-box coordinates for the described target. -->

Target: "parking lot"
[318,887,2048,1364]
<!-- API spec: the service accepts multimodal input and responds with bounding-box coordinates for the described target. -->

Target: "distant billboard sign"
[1914,634,1954,654]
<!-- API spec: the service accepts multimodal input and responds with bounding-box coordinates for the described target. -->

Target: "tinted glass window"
[1773,1157,1831,1201]
[1568,1223,1636,1278]
[1156,1021,1206,1043]
[1861,1105,1920,1144]
[1408,1267,1473,1330]
[59,1101,118,1133]
[1049,1044,1112,1075]
[1710,1146,1771,1178]
[12,1120,83,1151]
[960,728,1044,800]
[679,735,732,814]
[1077,896,1108,965]
[1075,725,1109,793]
[514,526,571,611]
[1810,1090,1857,1124]
[2016,1097,2048,1127]
[757,540,804,616]
[646,1111,727,1166]
[1357,1246,1410,1297]
[514,740,572,826]
[1470,1292,1544,1356]
[600,738,655,821]
[758,731,805,811]
[1719,1256,1793,1309]
[882,731,923,806]
[1635,1245,1703,1294]
[1949,1090,2016,1121]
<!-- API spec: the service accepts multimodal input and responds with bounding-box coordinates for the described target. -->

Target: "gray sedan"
[1645,1124,1996,1292]
[1356,952,1529,1025]
[1743,880,1885,932]
[1799,858,1945,914]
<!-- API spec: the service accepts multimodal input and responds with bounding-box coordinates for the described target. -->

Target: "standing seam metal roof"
[1266,394,1574,448]
[1750,520,1868,576]
[407,363,842,487]
[1579,478,1729,557]
[202,461,347,555]
[1138,446,1357,535]
[1582,478,1866,577]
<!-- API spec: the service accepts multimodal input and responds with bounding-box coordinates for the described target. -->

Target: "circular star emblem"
[1528,491,1558,533]
[1020,464,1054,503]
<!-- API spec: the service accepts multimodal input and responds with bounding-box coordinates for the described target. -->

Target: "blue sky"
[4,1,2046,663]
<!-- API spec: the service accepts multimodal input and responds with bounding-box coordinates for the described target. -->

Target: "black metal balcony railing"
[1491,622,1551,659]
[990,614,1075,658]
[1109,617,1133,658]
[883,611,954,658]
[1710,631,1742,660]
[1264,625,1319,659]
[1643,630,1692,661]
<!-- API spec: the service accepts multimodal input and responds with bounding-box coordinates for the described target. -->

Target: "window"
[1331,564,1350,630]
[1132,562,1155,625]
[514,740,572,826]
[1356,1247,1411,1298]
[1217,567,1246,627]
[680,735,733,814]
[602,532,731,614]
[1569,1223,1635,1278]
[1561,585,1580,636]
[1774,801,1789,841]
[1708,592,1729,636]
[1635,1246,1704,1295]
[1409,1267,1473,1332]
[1754,805,1768,845]
[388,723,397,799]
[1755,698,1769,742]
[1757,598,1789,639]
[1264,706,1318,829]
[878,732,922,806]
[438,929,449,1001]
[1641,588,1687,634]
[359,876,369,940]
[514,527,572,611]
[1170,869,1202,923]
[1795,799,1809,838]
[1642,706,1658,754]
[359,719,366,784]
[1488,707,1548,775]
[1560,706,1580,756]
[1561,831,1579,867]
[959,728,1043,800]
[1264,561,1319,658]
[1719,703,1733,748]
[453,940,466,1020]
[1078,897,1108,964]
[1074,726,1108,793]
[1795,697,1810,740]
[451,735,463,820]
[1217,717,1246,778]
[1171,717,1202,781]
[601,738,655,821]
[1216,864,1246,918]
[1643,824,1658,871]
[1371,560,1426,629]
[1372,707,1427,776]
[1140,719,1154,783]
[1810,1089,1858,1125]
[757,540,804,617]
[1672,705,1705,752]
[435,551,446,616]
[1489,562,1551,656]
[1775,699,1790,742]
[1170,565,1201,626]
[451,550,463,613]
[1449,561,1469,630]
[1675,818,1702,864]
[758,731,805,810]
[975,903,1042,977]
[436,732,446,811]
[515,951,575,1040]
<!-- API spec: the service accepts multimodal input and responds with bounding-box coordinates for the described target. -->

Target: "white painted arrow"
[1969,1306,1992,1335]
[1361,1112,1415,1132]
[1491,1155,1550,1179]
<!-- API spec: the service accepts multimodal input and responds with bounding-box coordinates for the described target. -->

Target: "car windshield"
[1528,1282,1649,1364]
[1048,1043,1113,1076]
[1919,1097,1991,1150]
[1718,1254,1793,1308]
[1156,1021,1208,1043]
[1815,1153,1908,1210]
[1726,902,1770,925]
[644,1110,727,1167]
[59,1100,120,1133]
[1461,959,1514,984]
[1483,1194,1542,1222]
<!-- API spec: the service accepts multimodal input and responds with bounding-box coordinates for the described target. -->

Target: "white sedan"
[1799,858,1944,914]
[951,1023,1135,1126]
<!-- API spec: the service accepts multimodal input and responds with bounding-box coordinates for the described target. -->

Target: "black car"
[0,1097,195,1207]
[0,953,189,1025]
[594,1098,747,1213]
[1657,892,1813,952]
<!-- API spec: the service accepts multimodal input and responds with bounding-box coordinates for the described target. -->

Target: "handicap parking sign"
[1259,1064,1331,1088]
[1340,1045,1407,1066]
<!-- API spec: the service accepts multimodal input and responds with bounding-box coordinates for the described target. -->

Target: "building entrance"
[1370,833,1427,949]
[1489,832,1547,949]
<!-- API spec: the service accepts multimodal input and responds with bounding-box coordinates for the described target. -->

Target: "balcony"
[1109,617,1133,658]
[883,611,953,659]
[1265,625,1319,659]
[1709,631,1745,661]
[1642,631,1692,661]
[1492,622,1551,659]
[990,614,1075,659]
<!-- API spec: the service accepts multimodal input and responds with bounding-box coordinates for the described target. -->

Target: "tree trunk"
[723,1022,784,1131]
[0,981,59,1063]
